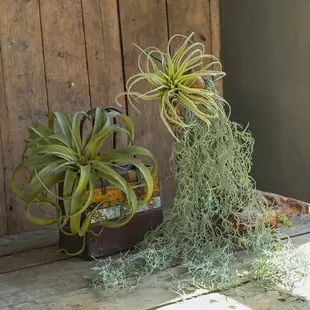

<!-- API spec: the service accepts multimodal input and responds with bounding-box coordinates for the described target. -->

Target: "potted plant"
[11,106,162,258]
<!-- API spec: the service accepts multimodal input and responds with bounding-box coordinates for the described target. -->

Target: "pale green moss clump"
[91,34,309,294]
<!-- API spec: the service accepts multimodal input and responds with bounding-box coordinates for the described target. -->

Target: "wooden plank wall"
[0,0,221,236]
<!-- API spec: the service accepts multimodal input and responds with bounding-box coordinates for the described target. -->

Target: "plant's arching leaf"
[117,33,226,139]
[10,107,157,252]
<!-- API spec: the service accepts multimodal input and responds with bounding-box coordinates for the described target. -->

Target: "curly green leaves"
[11,107,157,247]
[116,33,226,141]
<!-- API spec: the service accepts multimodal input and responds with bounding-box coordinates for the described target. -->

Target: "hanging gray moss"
[91,77,309,294]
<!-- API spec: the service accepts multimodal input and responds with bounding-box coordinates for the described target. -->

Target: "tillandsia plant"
[92,33,309,293]
[116,32,227,141]
[11,106,157,252]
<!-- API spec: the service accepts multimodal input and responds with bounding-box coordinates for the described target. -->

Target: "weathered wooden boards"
[154,285,310,310]
[0,225,58,256]
[0,245,68,274]
[0,0,127,235]
[0,50,8,236]
[0,202,307,272]
[81,0,126,148]
[39,0,91,113]
[0,226,63,274]
[167,0,212,53]
[0,224,309,309]
[118,0,175,213]
[0,0,222,235]
[81,0,124,109]
[210,0,223,94]
[0,0,50,234]
[0,219,310,310]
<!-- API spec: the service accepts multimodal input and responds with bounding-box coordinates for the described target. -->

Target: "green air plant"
[92,34,309,293]
[11,106,157,253]
[115,32,226,141]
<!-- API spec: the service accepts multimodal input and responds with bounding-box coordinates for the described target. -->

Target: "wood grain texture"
[210,0,221,61]
[40,0,91,114]
[0,0,221,235]
[118,0,175,213]
[0,0,49,233]
[224,282,310,310]
[81,0,124,109]
[167,0,223,94]
[0,258,95,309]
[0,245,68,274]
[81,0,126,148]
[1,232,309,310]
[0,225,58,256]
[156,287,310,310]
[0,44,8,237]
[210,0,223,94]
[1,271,179,310]
[167,0,212,54]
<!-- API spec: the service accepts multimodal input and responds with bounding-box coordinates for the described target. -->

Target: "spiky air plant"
[92,34,309,293]
[11,107,157,252]
[116,32,227,140]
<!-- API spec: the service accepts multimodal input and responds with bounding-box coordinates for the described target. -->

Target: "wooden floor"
[1,216,310,310]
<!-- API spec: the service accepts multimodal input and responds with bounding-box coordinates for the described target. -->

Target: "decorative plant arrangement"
[11,106,159,255]
[92,33,309,293]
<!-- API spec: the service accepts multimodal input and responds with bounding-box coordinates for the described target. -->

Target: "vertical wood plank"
[0,46,8,236]
[0,0,50,233]
[164,0,216,212]
[210,0,221,61]
[210,0,223,94]
[0,135,7,237]
[40,0,91,114]
[81,0,126,148]
[167,0,212,54]
[167,0,223,93]
[81,0,124,109]
[118,0,175,213]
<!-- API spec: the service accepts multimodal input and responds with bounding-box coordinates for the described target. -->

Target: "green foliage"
[92,82,309,294]
[278,214,292,227]
[91,34,309,294]
[11,107,157,241]
[116,33,227,141]
[92,94,258,291]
